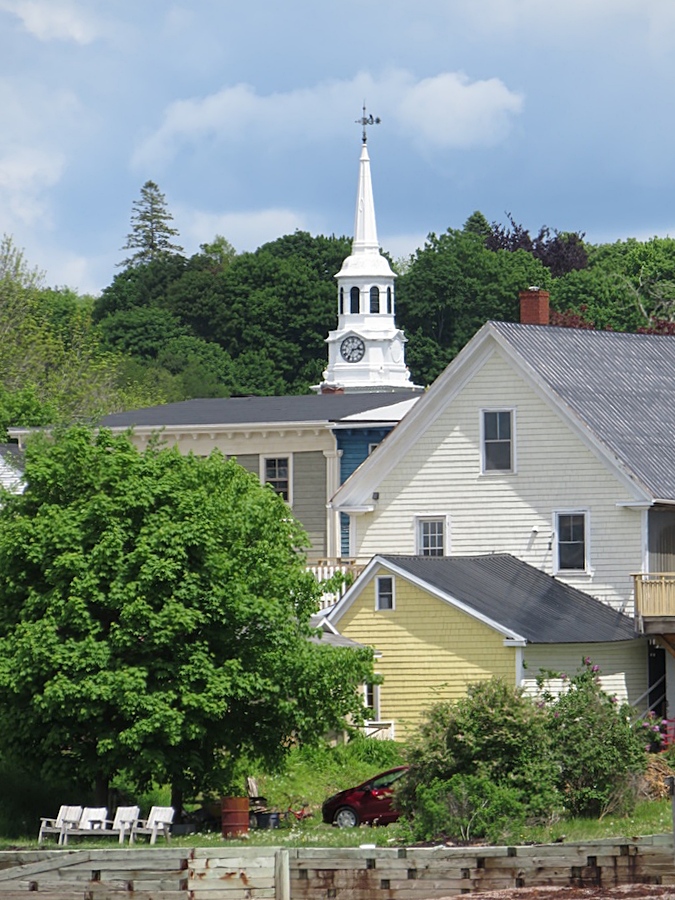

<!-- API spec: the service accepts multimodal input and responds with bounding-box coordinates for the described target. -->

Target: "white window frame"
[480,408,516,475]
[376,575,395,611]
[367,442,379,455]
[415,515,449,556]
[363,678,381,722]
[260,455,293,505]
[553,509,590,574]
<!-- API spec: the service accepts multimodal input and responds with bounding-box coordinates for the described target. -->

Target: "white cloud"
[397,72,523,149]
[0,148,64,228]
[133,69,524,169]
[0,0,101,43]
[178,207,310,256]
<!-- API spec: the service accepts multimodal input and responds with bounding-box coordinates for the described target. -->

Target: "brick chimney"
[519,287,550,325]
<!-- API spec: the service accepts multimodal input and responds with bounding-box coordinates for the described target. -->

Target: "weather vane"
[356,103,381,143]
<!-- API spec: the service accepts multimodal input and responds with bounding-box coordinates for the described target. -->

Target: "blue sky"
[2,0,675,294]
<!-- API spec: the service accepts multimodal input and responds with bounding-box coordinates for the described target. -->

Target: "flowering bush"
[540,659,647,817]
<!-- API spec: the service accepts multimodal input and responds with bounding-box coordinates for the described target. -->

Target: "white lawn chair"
[61,806,108,845]
[130,805,174,844]
[38,805,83,844]
[107,805,141,844]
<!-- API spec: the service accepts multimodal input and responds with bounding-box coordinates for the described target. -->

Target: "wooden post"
[275,848,290,900]
[666,775,675,861]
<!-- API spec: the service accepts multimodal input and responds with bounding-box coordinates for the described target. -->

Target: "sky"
[3,0,675,295]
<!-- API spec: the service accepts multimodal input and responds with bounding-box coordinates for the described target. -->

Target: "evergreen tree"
[119,180,184,268]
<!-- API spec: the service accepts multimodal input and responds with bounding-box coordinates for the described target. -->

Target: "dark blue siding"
[335,427,394,557]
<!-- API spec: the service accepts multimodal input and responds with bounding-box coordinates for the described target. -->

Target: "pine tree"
[119,180,184,268]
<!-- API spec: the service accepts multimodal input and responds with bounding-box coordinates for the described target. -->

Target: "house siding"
[354,350,642,613]
[336,568,516,739]
[292,451,328,559]
[233,452,327,559]
[336,427,394,557]
[520,641,648,708]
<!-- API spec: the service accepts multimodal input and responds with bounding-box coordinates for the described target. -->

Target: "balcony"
[307,559,365,611]
[633,573,675,634]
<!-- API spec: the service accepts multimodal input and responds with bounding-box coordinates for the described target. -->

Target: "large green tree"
[119,180,184,269]
[0,236,163,436]
[396,226,549,385]
[0,427,374,806]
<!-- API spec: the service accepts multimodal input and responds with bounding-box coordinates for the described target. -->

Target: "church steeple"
[314,108,421,394]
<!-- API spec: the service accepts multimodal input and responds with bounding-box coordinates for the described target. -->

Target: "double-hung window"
[416,517,446,556]
[482,409,514,473]
[376,575,394,610]
[262,456,290,502]
[555,511,588,572]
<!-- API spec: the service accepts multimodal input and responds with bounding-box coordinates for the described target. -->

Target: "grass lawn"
[3,742,674,850]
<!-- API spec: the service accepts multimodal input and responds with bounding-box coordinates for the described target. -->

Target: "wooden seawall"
[1,836,675,898]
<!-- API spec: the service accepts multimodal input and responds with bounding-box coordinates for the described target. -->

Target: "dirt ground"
[462,887,675,899]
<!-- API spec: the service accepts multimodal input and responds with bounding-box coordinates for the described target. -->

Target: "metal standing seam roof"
[380,553,637,644]
[98,392,418,430]
[490,322,675,500]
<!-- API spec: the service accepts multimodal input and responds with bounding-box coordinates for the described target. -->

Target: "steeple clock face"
[340,336,366,363]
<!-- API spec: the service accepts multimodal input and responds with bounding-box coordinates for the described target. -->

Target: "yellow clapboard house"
[327,553,647,740]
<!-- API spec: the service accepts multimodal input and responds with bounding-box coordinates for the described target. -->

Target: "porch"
[633,573,675,634]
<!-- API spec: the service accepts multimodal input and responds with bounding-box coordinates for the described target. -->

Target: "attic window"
[376,575,394,611]
[555,511,588,572]
[481,409,515,473]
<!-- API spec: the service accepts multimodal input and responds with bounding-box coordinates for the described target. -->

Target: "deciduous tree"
[0,427,374,804]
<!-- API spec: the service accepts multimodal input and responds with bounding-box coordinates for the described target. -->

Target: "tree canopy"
[0,427,374,802]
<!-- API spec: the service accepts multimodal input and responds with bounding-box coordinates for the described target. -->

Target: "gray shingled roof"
[99,392,416,429]
[491,322,675,499]
[381,553,637,644]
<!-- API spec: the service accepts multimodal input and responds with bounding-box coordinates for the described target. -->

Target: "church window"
[387,287,393,314]
[339,287,345,314]
[370,286,380,313]
[350,286,360,314]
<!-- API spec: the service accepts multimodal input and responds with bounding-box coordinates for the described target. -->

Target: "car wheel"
[333,806,359,828]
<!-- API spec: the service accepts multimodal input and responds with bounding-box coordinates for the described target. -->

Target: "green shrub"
[410,774,526,843]
[399,679,560,835]
[541,659,647,817]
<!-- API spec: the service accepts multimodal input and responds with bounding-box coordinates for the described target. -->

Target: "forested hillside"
[4,180,675,436]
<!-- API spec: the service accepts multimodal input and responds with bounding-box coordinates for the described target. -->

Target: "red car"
[321,766,408,828]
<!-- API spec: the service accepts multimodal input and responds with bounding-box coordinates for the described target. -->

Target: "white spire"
[352,142,380,255]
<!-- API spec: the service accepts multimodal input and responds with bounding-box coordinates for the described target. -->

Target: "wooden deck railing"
[307,559,365,610]
[633,573,675,619]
